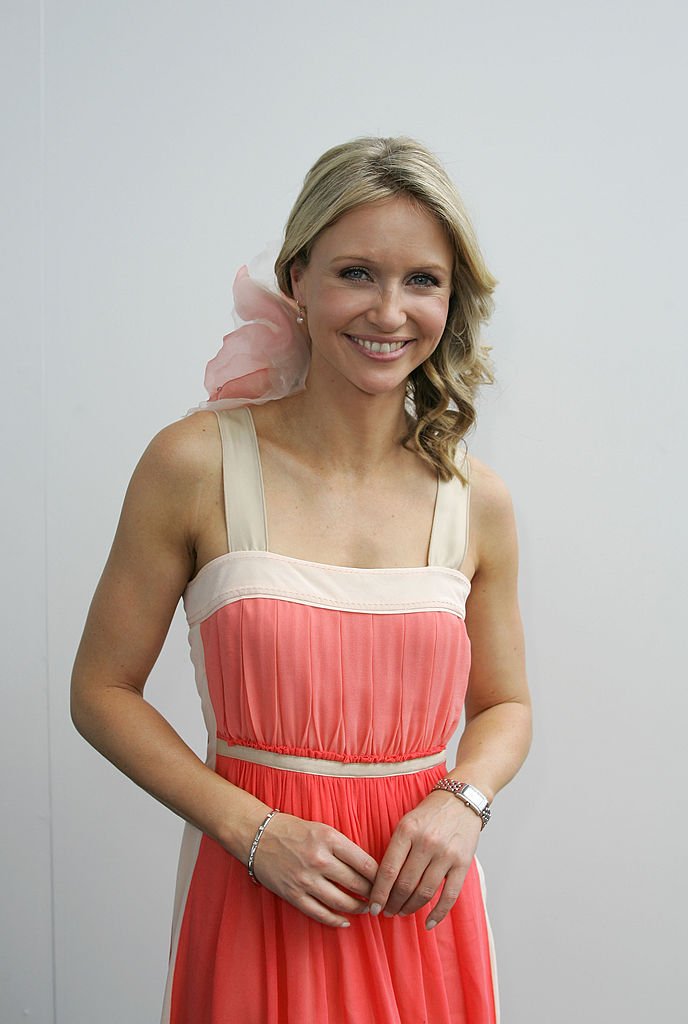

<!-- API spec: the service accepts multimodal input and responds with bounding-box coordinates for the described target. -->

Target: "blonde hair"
[275,136,496,482]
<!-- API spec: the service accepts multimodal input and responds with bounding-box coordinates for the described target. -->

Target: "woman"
[72,136,531,1023]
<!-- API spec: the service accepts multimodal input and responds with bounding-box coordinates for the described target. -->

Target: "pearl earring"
[296,303,306,325]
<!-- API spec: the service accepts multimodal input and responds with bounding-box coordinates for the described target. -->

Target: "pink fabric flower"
[194,265,310,413]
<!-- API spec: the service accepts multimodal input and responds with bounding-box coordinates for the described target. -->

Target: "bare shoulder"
[135,411,220,491]
[117,411,223,569]
[467,455,514,523]
[466,455,518,574]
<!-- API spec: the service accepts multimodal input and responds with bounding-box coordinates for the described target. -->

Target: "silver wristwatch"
[432,778,492,829]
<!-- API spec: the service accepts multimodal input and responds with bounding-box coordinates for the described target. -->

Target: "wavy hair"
[275,136,496,482]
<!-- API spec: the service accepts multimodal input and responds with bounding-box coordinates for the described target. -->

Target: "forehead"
[311,196,453,267]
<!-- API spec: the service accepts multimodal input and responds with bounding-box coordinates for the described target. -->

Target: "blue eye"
[409,273,440,288]
[339,267,441,287]
[341,266,372,281]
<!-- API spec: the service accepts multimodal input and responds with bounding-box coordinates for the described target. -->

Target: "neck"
[266,370,412,476]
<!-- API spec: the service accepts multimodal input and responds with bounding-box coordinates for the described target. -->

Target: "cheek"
[419,297,451,340]
[311,285,365,326]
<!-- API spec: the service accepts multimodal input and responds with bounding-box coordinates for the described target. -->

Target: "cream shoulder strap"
[427,451,470,571]
[214,407,268,552]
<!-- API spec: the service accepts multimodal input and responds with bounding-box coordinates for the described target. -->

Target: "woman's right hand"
[250,812,379,927]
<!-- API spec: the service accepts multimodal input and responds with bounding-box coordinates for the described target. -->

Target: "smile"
[347,335,410,354]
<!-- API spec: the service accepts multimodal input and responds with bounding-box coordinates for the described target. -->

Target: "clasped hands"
[253,790,482,931]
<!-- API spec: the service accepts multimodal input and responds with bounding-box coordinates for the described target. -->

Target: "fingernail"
[426,919,438,931]
[383,911,395,918]
[369,903,382,917]
[339,921,351,928]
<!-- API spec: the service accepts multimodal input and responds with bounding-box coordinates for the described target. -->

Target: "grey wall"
[3,1,687,1021]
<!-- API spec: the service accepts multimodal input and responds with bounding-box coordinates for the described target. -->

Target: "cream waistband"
[215,739,446,778]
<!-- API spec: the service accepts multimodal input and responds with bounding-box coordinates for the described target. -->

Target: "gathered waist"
[215,739,446,778]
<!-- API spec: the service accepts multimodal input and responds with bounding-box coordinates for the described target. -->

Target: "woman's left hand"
[367,790,482,929]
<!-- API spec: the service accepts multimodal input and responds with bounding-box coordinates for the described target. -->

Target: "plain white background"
[2,1,687,1021]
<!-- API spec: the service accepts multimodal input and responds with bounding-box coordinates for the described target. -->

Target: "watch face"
[462,784,487,810]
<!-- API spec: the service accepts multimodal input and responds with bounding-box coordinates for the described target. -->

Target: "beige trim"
[245,407,270,549]
[161,624,219,1023]
[184,550,471,626]
[216,740,446,777]
[428,450,470,572]
[475,857,501,1024]
[214,407,268,552]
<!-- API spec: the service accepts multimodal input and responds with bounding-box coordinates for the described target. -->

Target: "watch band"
[432,778,492,829]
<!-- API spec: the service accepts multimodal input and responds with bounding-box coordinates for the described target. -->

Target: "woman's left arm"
[368,464,532,928]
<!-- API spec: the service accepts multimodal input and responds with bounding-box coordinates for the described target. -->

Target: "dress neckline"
[188,547,472,591]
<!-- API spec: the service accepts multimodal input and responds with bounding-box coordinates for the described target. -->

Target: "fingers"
[331,833,379,884]
[270,862,372,927]
[274,865,371,929]
[424,867,465,930]
[297,892,357,930]
[367,830,413,916]
[370,846,466,925]
[327,861,375,901]
[397,856,468,921]
[379,846,445,918]
[396,858,450,918]
[298,882,370,925]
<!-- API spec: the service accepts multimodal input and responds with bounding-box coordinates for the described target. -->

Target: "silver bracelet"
[432,778,492,829]
[247,808,280,886]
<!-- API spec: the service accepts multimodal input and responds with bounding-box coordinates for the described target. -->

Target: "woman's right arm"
[71,417,266,857]
[71,416,375,926]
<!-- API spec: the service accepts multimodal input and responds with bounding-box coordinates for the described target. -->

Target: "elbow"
[517,699,534,760]
[70,668,143,748]
[70,675,92,740]
[70,668,109,744]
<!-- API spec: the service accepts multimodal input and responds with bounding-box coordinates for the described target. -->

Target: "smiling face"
[290,196,454,400]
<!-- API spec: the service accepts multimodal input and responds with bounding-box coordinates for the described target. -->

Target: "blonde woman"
[72,136,531,1023]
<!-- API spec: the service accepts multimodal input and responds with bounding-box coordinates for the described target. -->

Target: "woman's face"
[290,196,454,399]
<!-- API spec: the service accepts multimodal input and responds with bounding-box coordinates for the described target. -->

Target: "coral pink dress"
[161,408,499,1024]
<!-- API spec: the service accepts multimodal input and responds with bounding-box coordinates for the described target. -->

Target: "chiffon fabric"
[161,408,498,1024]
[194,264,309,413]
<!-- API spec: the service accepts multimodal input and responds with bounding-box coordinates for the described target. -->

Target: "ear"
[290,259,306,302]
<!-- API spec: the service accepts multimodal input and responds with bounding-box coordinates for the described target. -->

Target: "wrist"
[212,789,273,863]
[247,808,281,885]
[431,777,492,830]
[447,767,495,804]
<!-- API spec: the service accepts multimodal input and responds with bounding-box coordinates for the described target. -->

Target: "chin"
[350,374,410,398]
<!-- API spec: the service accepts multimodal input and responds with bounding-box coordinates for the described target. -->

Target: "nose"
[365,284,407,332]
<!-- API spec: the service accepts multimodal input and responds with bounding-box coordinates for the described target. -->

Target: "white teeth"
[350,336,406,353]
